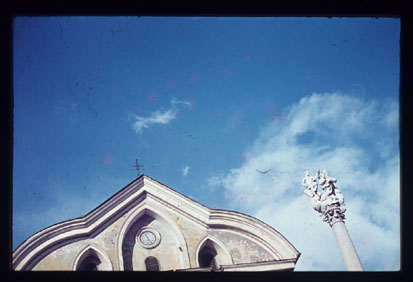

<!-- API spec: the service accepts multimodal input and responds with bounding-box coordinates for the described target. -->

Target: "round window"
[136,228,161,249]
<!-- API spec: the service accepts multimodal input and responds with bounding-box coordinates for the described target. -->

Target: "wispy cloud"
[128,98,191,134]
[182,165,190,177]
[171,98,192,109]
[206,175,222,189]
[206,92,399,271]
[226,109,245,130]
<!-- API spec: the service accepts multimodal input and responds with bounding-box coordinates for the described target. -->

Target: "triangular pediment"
[79,174,214,231]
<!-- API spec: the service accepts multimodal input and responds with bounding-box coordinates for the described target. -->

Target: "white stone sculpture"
[301,171,321,212]
[302,169,346,226]
[301,170,363,271]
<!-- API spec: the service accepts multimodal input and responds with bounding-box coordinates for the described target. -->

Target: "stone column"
[321,205,363,271]
[331,221,363,271]
[302,170,363,271]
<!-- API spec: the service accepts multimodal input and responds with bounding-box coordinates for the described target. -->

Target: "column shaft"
[331,221,363,271]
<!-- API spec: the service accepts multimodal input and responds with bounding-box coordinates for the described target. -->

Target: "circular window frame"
[136,228,161,249]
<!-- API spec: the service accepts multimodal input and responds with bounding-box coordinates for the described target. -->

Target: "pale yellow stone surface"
[32,241,86,270]
[208,230,274,264]
[19,176,298,271]
[31,201,278,271]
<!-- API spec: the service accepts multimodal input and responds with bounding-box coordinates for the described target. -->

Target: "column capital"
[321,204,346,227]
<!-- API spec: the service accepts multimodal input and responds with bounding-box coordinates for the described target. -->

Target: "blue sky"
[13,17,400,271]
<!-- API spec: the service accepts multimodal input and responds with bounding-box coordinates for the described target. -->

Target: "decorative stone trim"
[194,236,233,267]
[72,244,113,271]
[321,204,346,227]
[116,204,191,271]
[219,258,297,271]
[13,174,300,271]
[176,258,297,272]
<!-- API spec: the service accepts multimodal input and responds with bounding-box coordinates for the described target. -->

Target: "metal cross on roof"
[131,159,144,177]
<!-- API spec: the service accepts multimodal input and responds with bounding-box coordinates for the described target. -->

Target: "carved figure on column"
[302,170,346,226]
[300,170,363,270]
[301,171,321,211]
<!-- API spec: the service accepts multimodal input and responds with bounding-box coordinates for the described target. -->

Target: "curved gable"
[13,175,300,271]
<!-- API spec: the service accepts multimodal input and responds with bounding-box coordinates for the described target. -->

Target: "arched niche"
[117,206,190,271]
[73,245,113,271]
[196,237,233,269]
[144,256,160,271]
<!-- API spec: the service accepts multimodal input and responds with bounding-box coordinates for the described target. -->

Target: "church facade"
[13,175,300,271]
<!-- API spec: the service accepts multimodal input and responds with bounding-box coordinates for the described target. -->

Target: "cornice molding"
[176,258,297,272]
[13,174,299,270]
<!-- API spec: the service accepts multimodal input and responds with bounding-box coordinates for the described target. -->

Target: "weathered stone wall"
[32,211,131,270]
[31,207,276,270]
[15,176,299,271]
[31,240,87,270]
[207,230,274,264]
[123,214,187,270]
[173,214,207,267]
[31,198,202,270]
[31,195,277,271]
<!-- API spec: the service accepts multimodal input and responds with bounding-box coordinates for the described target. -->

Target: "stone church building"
[13,175,300,271]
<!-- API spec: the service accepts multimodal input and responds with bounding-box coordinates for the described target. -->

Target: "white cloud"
[128,109,176,134]
[206,92,399,271]
[171,98,192,109]
[182,165,190,177]
[206,173,226,191]
[128,98,191,134]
